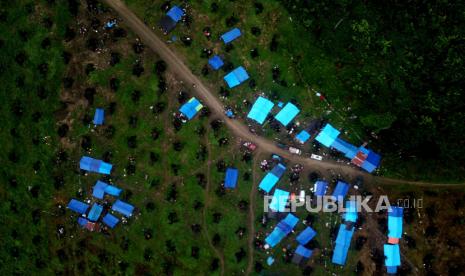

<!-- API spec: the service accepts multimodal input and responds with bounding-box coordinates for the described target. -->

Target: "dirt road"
[102,0,464,187]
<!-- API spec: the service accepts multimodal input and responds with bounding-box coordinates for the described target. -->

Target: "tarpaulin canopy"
[259,163,286,192]
[224,168,239,189]
[295,245,313,258]
[296,227,316,245]
[331,137,358,159]
[314,180,328,197]
[224,66,249,88]
[384,243,401,273]
[92,180,122,199]
[388,207,403,239]
[269,189,289,212]
[274,102,300,126]
[93,108,104,125]
[296,130,311,144]
[265,214,299,247]
[315,124,340,147]
[247,96,274,124]
[80,156,112,175]
[208,55,224,70]
[88,203,103,222]
[332,181,350,202]
[343,201,358,223]
[67,199,89,214]
[112,200,134,217]
[179,97,203,120]
[221,27,241,44]
[166,5,184,22]
[102,213,120,228]
[332,224,355,265]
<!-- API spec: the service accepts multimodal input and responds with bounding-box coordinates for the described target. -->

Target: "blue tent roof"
[315,124,341,147]
[361,150,382,173]
[265,214,299,247]
[314,180,328,196]
[224,168,239,189]
[271,163,286,177]
[105,185,122,197]
[80,156,112,175]
[332,224,355,265]
[331,138,358,159]
[92,181,122,199]
[67,199,89,214]
[296,227,317,245]
[295,245,313,258]
[389,206,404,217]
[259,163,286,192]
[224,66,249,88]
[102,213,120,228]
[388,207,403,239]
[332,181,350,202]
[267,256,275,266]
[274,102,300,126]
[88,203,103,222]
[387,266,398,274]
[269,189,289,212]
[384,244,401,267]
[93,108,104,125]
[221,28,241,44]
[179,97,203,120]
[208,55,224,70]
[112,200,134,217]
[166,5,184,22]
[343,201,358,223]
[296,130,311,144]
[247,96,274,124]
[77,217,89,227]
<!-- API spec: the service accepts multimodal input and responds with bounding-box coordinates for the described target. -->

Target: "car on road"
[289,147,302,155]
[243,141,257,151]
[310,154,323,161]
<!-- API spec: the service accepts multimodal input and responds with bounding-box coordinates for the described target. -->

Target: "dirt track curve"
[102,0,465,187]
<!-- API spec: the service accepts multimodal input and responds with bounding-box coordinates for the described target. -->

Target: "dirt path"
[245,152,260,275]
[102,0,465,188]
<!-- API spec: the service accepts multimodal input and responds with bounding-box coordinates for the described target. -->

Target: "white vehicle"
[288,147,302,155]
[310,154,323,161]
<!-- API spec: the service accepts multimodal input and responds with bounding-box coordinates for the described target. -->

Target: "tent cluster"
[247,96,302,127]
[384,207,404,274]
[332,201,358,265]
[80,156,113,175]
[67,180,135,231]
[265,213,299,248]
[179,97,204,121]
[158,5,185,33]
[315,123,382,173]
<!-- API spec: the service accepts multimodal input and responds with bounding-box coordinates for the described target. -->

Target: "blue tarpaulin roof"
[80,156,112,175]
[247,96,274,124]
[68,199,89,214]
[343,201,358,223]
[88,203,103,222]
[224,66,249,88]
[295,245,313,258]
[314,180,328,196]
[93,108,104,125]
[387,266,398,274]
[384,244,401,267]
[296,130,311,144]
[267,256,275,266]
[315,124,341,147]
[166,6,184,22]
[102,213,120,228]
[179,97,203,120]
[265,214,299,247]
[221,27,241,44]
[78,217,88,227]
[92,180,121,199]
[105,185,122,197]
[296,227,317,245]
[361,150,382,173]
[208,55,224,70]
[269,189,289,212]
[331,138,358,159]
[274,102,300,126]
[332,181,350,202]
[112,200,134,217]
[224,168,239,189]
[388,207,403,239]
[259,163,286,192]
[332,224,355,265]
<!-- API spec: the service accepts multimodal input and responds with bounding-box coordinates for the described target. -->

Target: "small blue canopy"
[332,181,350,202]
[274,102,300,126]
[221,28,241,44]
[269,189,289,212]
[259,163,286,192]
[296,130,311,144]
[93,108,104,125]
[68,199,89,214]
[166,6,184,22]
[92,180,122,199]
[314,180,328,197]
[179,97,203,120]
[102,213,120,228]
[270,163,286,177]
[388,207,403,239]
[247,96,274,124]
[296,227,317,245]
[224,66,249,88]
[331,137,358,159]
[343,201,358,223]
[295,245,313,258]
[208,55,224,70]
[80,156,112,175]
[332,224,355,265]
[112,200,134,217]
[315,124,340,147]
[88,203,103,222]
[384,244,401,267]
[78,217,89,227]
[265,214,299,247]
[361,150,382,173]
[224,168,239,189]
[266,256,275,266]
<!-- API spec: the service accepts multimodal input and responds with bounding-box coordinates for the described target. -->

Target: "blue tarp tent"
[224,168,239,189]
[92,180,122,199]
[105,185,122,197]
[315,124,340,147]
[68,199,89,214]
[267,256,275,266]
[332,224,355,265]
[384,244,401,273]
[259,163,286,192]
[295,245,313,258]
[78,217,89,227]
[102,213,120,228]
[93,108,104,125]
[332,181,350,202]
[296,130,311,144]
[388,207,403,239]
[296,227,316,245]
[208,55,224,70]
[247,96,274,124]
[88,203,103,222]
[331,138,358,159]
[360,150,382,173]
[112,200,134,217]
[224,66,249,88]
[343,201,358,223]
[167,6,184,22]
[80,156,112,175]
[179,97,203,120]
[314,180,328,197]
[274,102,300,126]
[265,214,299,247]
[269,189,289,212]
[221,28,241,44]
